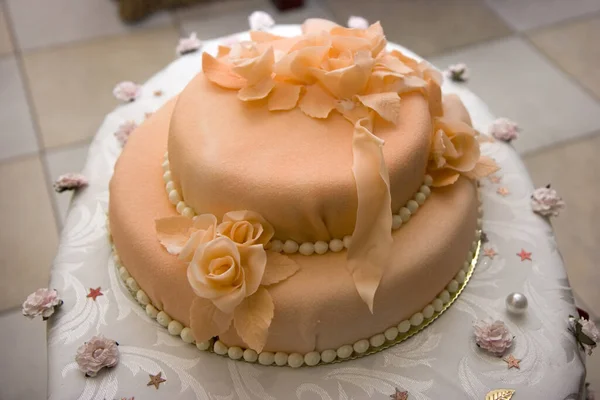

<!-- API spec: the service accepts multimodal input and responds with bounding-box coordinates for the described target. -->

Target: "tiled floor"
[0,0,599,398]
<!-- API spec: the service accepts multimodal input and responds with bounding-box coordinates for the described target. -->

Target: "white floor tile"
[0,56,38,161]
[0,309,47,400]
[485,0,600,31]
[6,0,174,51]
[429,37,600,154]
[45,142,90,228]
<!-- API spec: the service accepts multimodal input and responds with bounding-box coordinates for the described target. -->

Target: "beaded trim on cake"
[161,151,435,256]
[107,200,483,367]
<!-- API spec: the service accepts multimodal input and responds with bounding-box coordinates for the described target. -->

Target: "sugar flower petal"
[261,252,300,286]
[155,216,195,255]
[355,92,401,124]
[238,77,275,101]
[299,84,336,118]
[202,52,246,89]
[268,82,302,111]
[233,287,274,353]
[189,297,233,343]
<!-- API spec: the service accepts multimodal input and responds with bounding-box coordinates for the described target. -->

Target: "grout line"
[521,129,600,159]
[0,137,93,167]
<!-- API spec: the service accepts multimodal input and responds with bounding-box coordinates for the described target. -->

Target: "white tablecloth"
[47,25,586,400]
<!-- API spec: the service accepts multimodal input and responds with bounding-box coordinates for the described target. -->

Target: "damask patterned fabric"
[47,26,586,400]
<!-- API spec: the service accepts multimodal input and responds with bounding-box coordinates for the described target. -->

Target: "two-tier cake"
[108,18,498,367]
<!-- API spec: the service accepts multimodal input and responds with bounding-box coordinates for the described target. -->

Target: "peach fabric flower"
[187,236,266,314]
[217,210,275,247]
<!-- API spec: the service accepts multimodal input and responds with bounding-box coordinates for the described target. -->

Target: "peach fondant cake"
[108,18,498,367]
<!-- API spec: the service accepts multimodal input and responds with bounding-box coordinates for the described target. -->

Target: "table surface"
[47,25,585,400]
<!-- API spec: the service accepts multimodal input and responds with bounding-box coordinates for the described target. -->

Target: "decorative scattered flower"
[113,81,141,102]
[176,32,202,56]
[488,175,502,184]
[75,335,119,377]
[531,184,565,217]
[489,118,519,142]
[248,11,275,31]
[445,63,469,82]
[496,187,510,196]
[503,354,521,369]
[516,249,532,262]
[473,318,513,356]
[114,120,138,146]
[347,16,369,30]
[569,315,599,355]
[22,288,62,320]
[53,173,88,193]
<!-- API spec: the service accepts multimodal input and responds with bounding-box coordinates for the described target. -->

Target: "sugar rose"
[217,210,274,247]
[187,236,267,314]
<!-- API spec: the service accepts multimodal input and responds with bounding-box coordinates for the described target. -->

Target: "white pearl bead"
[414,192,427,205]
[283,240,299,254]
[320,349,336,363]
[119,267,130,280]
[447,280,459,293]
[439,290,451,304]
[343,235,352,249]
[168,320,183,336]
[420,185,431,196]
[176,201,186,213]
[455,270,466,283]
[475,230,481,240]
[314,241,329,255]
[270,240,283,253]
[213,340,228,355]
[258,352,275,365]
[196,339,213,351]
[228,346,243,360]
[299,242,315,256]
[467,251,474,261]
[163,152,168,160]
[422,305,435,319]
[424,175,433,186]
[392,214,403,230]
[384,327,399,341]
[432,298,444,312]
[329,239,344,252]
[353,339,369,354]
[165,181,175,192]
[136,290,149,305]
[410,313,424,326]
[162,171,172,183]
[274,352,288,366]
[182,207,195,218]
[287,353,304,368]
[369,334,385,348]
[146,304,159,318]
[243,349,258,362]
[168,190,181,205]
[337,344,353,359]
[126,277,140,292]
[156,311,171,327]
[180,327,195,343]
[477,218,482,228]
[506,292,528,315]
[398,320,411,333]
[407,200,419,213]
[471,241,478,252]
[304,351,321,366]
[399,207,411,222]
[162,160,169,172]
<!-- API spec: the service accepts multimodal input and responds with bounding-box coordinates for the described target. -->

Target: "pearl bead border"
[108,200,482,368]
[161,152,434,256]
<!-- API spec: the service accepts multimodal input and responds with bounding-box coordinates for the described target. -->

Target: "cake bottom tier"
[109,98,480,358]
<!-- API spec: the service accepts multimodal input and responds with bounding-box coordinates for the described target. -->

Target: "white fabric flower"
[75,335,119,377]
[112,81,141,102]
[531,185,565,217]
[114,120,138,146]
[347,16,369,30]
[248,11,275,31]
[473,318,513,356]
[176,32,202,56]
[489,118,519,142]
[446,63,469,82]
[53,173,88,193]
[22,288,62,319]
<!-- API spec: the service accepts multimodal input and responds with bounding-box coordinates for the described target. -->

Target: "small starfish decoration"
[488,175,502,184]
[147,371,166,389]
[483,247,497,259]
[86,287,103,301]
[390,388,409,400]
[503,354,521,369]
[517,249,532,262]
[480,232,489,243]
[153,90,163,97]
[497,187,510,196]
[144,112,154,119]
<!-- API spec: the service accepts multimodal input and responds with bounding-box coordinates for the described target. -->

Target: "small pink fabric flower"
[75,335,119,377]
[22,288,62,320]
[248,11,275,31]
[445,63,469,82]
[531,184,565,217]
[489,118,519,142]
[176,32,202,56]
[113,81,141,102]
[347,16,369,30]
[114,120,138,146]
[473,318,513,356]
[53,173,88,193]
